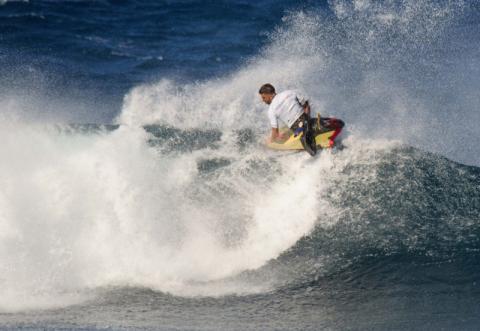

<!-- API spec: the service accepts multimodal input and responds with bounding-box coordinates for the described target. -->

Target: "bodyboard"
[266,117,344,151]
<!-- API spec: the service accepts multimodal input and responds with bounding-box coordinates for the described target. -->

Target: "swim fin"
[301,119,317,156]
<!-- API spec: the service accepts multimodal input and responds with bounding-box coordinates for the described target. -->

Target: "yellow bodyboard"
[266,128,336,151]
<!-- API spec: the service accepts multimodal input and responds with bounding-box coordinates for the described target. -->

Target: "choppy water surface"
[0,1,479,330]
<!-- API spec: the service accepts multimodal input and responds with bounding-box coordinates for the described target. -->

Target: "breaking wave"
[0,0,479,314]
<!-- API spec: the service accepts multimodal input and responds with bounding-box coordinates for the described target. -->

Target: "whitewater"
[0,1,479,330]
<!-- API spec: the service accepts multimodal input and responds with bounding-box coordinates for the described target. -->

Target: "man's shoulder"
[272,89,304,106]
[272,90,293,105]
[277,90,296,98]
[277,89,304,101]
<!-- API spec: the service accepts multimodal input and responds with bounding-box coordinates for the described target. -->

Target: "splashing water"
[0,0,479,317]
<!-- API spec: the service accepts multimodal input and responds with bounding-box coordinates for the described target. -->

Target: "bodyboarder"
[258,83,317,156]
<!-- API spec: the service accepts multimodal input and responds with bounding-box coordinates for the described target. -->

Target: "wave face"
[1,0,480,330]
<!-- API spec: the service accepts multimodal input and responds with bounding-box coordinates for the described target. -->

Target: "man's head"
[259,83,276,105]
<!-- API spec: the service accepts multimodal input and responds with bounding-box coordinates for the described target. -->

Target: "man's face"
[260,93,274,105]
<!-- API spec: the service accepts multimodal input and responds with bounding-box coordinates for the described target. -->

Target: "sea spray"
[1,0,479,317]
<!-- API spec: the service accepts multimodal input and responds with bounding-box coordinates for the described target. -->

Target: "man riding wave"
[259,83,317,155]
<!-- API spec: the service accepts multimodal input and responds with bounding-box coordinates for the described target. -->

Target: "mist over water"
[119,0,479,165]
[0,0,480,330]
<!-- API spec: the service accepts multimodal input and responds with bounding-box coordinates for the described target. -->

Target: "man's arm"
[268,106,286,143]
[269,128,287,143]
[271,128,280,142]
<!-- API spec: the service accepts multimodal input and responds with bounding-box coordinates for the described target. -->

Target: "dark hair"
[258,83,275,94]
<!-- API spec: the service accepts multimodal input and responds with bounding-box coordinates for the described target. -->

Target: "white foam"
[0,112,346,311]
[1,0,477,312]
[0,99,409,312]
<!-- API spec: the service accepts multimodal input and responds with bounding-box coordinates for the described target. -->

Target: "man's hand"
[278,131,289,140]
[268,128,288,143]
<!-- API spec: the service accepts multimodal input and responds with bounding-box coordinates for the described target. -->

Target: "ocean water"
[1,0,480,330]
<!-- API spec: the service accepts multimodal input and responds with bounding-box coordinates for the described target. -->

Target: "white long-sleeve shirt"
[267,90,307,128]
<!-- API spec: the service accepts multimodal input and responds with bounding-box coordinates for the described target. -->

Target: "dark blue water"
[0,0,306,121]
[1,1,480,330]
